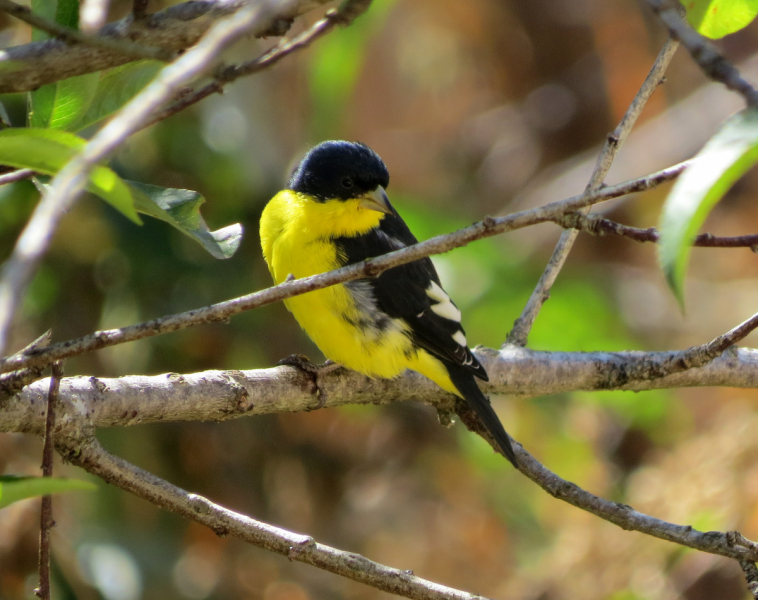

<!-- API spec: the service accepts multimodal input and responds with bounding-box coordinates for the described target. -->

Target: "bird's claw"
[277,355,343,410]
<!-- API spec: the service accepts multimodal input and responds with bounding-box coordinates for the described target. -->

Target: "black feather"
[446,363,517,467]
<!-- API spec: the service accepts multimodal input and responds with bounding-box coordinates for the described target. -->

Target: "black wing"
[333,211,487,381]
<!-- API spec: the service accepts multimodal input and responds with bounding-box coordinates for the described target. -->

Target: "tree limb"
[0,161,689,375]
[0,0,334,93]
[58,433,493,600]
[0,0,173,61]
[5,344,758,436]
[646,0,758,107]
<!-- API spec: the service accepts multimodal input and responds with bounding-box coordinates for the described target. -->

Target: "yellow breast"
[260,190,416,378]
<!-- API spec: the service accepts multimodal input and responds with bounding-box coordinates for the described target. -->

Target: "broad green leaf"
[0,475,96,508]
[128,181,243,259]
[658,108,758,305]
[680,0,758,39]
[0,128,140,223]
[31,74,100,130]
[74,61,162,132]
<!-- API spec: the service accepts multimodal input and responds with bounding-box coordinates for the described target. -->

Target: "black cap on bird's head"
[289,141,392,214]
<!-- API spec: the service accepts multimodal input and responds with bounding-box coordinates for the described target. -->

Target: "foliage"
[681,0,758,39]
[0,475,95,508]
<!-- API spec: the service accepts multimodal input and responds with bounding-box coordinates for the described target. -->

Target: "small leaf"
[658,108,758,305]
[128,181,243,259]
[0,128,140,223]
[0,475,96,508]
[74,61,162,132]
[680,0,758,39]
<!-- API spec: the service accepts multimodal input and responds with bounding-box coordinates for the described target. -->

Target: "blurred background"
[3,0,758,598]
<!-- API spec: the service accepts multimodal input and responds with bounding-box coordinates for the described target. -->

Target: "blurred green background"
[3,0,758,598]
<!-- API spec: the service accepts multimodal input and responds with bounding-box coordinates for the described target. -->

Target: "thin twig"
[34,361,62,600]
[146,0,371,127]
[0,0,302,357]
[0,0,173,61]
[0,161,688,375]
[556,212,758,248]
[0,169,35,186]
[59,435,491,600]
[507,37,680,346]
[646,0,758,107]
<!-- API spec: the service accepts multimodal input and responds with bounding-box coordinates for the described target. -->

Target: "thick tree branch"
[646,0,758,107]
[0,0,334,93]
[0,0,173,61]
[0,161,688,375]
[556,212,758,248]
[507,37,680,346]
[5,344,758,436]
[0,0,316,357]
[58,434,492,600]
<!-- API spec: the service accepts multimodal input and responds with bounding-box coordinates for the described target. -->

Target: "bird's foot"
[277,355,343,409]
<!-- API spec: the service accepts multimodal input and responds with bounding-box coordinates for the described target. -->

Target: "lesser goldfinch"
[260,141,517,467]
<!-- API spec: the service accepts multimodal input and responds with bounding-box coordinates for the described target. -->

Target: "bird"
[260,140,517,467]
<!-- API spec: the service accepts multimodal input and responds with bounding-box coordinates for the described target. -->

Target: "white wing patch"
[426,282,462,322]
[452,330,467,347]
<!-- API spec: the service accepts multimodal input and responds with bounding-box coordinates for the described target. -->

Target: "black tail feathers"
[446,363,518,468]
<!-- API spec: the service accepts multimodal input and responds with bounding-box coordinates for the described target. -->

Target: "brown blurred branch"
[0,160,688,375]
[0,0,335,93]
[147,0,372,127]
[646,0,758,107]
[56,433,492,600]
[556,212,758,248]
[0,0,172,60]
[34,361,62,600]
[507,36,680,346]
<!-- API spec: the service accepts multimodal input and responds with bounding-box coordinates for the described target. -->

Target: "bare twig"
[147,0,371,127]
[0,0,173,61]
[58,434,491,600]
[507,37,680,346]
[0,330,51,398]
[556,212,758,248]
[34,361,62,600]
[0,0,335,93]
[646,0,758,107]
[0,161,688,375]
[0,169,35,187]
[0,0,306,357]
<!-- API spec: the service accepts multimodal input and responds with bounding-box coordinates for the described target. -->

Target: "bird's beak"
[358,186,392,215]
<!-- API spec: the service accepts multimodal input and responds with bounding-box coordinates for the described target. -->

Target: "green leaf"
[74,61,162,132]
[0,475,96,508]
[0,128,140,223]
[30,74,100,130]
[680,0,758,39]
[128,181,243,259]
[658,108,758,305]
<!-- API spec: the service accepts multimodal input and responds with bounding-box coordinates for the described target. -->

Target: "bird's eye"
[341,177,354,189]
